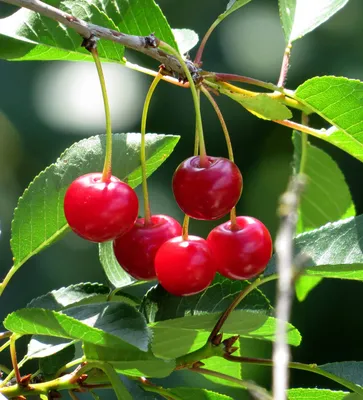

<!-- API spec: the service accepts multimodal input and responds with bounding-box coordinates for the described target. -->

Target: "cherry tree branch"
[273,175,306,400]
[1,0,199,79]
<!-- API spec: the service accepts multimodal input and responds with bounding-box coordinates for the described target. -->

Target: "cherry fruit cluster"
[63,155,272,296]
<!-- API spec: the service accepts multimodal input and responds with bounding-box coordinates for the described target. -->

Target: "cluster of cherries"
[63,155,272,296]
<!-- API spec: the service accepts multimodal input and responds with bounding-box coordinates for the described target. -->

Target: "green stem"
[140,378,182,400]
[299,113,309,175]
[176,341,224,369]
[200,85,234,161]
[211,72,281,92]
[141,71,163,225]
[56,357,86,377]
[0,339,10,354]
[0,364,11,376]
[225,355,363,396]
[91,48,113,182]
[194,19,220,65]
[273,118,327,139]
[277,43,292,88]
[208,274,277,341]
[158,42,207,166]
[9,335,20,384]
[1,354,28,387]
[0,266,18,296]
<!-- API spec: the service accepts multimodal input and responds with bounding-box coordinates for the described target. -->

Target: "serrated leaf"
[279,0,349,43]
[99,241,135,289]
[0,0,177,62]
[84,342,175,378]
[293,131,355,300]
[172,29,199,55]
[265,215,363,280]
[287,388,349,399]
[320,362,363,387]
[39,344,75,376]
[27,282,138,310]
[141,275,271,323]
[293,76,363,163]
[221,90,293,120]
[169,388,233,400]
[8,133,179,286]
[150,310,301,359]
[5,302,150,352]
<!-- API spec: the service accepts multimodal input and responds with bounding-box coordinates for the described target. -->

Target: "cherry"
[113,215,182,280]
[64,172,138,242]
[172,156,242,220]
[155,235,217,296]
[207,216,272,280]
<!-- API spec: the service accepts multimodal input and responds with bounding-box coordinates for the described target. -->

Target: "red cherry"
[113,214,182,280]
[155,235,217,296]
[172,156,242,220]
[207,216,272,280]
[64,172,138,242]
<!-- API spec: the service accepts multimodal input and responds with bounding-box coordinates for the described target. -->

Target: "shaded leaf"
[100,362,132,400]
[0,0,177,62]
[320,362,363,387]
[39,344,75,376]
[28,282,138,310]
[84,342,175,378]
[265,215,363,280]
[293,76,363,163]
[9,133,179,283]
[279,0,349,43]
[288,388,348,399]
[150,310,301,359]
[169,388,233,400]
[27,336,75,359]
[5,302,150,352]
[172,29,199,55]
[292,131,355,300]
[141,275,271,323]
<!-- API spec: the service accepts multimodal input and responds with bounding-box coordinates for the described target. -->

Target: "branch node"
[145,33,160,48]
[81,35,99,52]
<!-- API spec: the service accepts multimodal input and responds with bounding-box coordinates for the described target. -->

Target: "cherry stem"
[9,335,21,384]
[277,43,292,88]
[208,274,277,342]
[194,19,219,65]
[141,70,163,226]
[182,215,189,241]
[90,48,112,182]
[229,207,238,230]
[200,85,234,161]
[273,118,325,139]
[0,331,11,341]
[158,41,208,167]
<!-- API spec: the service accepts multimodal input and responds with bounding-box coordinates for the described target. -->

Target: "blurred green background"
[1,0,363,398]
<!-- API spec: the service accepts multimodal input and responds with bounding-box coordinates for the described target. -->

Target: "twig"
[273,175,306,400]
[277,44,292,87]
[1,0,199,79]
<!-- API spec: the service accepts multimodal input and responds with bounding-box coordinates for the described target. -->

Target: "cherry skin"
[113,214,182,280]
[172,156,242,220]
[155,235,217,296]
[207,216,272,280]
[64,172,138,242]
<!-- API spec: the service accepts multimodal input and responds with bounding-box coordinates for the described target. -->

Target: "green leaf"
[293,76,363,163]
[172,29,199,55]
[39,344,75,377]
[320,362,363,387]
[169,388,233,400]
[83,342,175,378]
[221,90,293,120]
[265,215,363,280]
[220,0,252,21]
[9,133,179,283]
[28,282,138,310]
[5,302,150,352]
[99,241,135,289]
[150,310,301,359]
[99,362,132,400]
[292,131,355,300]
[279,0,349,43]
[0,0,177,62]
[288,388,349,399]
[142,275,271,323]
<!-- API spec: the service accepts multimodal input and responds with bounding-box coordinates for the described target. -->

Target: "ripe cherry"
[172,156,242,220]
[64,172,138,242]
[113,215,182,280]
[207,216,272,280]
[155,235,217,296]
